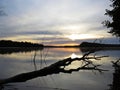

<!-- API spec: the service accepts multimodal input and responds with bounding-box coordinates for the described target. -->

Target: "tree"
[103,0,120,37]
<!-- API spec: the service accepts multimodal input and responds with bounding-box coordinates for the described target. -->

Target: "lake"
[0,47,120,90]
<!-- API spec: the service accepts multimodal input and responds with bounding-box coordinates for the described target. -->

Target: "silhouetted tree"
[103,0,120,37]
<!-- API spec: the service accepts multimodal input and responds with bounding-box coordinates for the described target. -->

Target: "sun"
[67,34,79,41]
[66,34,100,41]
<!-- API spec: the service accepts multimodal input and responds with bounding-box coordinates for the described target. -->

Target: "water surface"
[0,47,120,90]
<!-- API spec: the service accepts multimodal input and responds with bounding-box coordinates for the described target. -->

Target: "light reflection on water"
[0,47,120,90]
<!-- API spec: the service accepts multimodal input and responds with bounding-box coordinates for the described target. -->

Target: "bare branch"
[0,51,108,85]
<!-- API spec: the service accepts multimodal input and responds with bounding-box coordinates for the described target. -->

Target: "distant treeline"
[0,40,43,47]
[80,42,120,47]
[79,42,120,53]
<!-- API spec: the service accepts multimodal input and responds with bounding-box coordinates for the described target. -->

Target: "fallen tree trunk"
[0,52,107,85]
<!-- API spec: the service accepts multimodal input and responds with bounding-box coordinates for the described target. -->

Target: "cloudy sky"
[0,0,119,45]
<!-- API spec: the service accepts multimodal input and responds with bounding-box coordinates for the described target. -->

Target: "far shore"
[0,40,120,49]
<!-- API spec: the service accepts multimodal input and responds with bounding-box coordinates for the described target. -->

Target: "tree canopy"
[103,0,120,37]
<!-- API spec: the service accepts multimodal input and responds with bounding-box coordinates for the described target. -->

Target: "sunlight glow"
[71,53,78,59]
[66,34,103,41]
[58,24,88,33]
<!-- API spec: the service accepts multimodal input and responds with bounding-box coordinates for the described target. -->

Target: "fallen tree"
[0,51,108,86]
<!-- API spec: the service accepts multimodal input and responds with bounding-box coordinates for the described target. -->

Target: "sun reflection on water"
[71,53,79,59]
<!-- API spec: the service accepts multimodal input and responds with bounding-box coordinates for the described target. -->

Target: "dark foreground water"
[0,47,120,90]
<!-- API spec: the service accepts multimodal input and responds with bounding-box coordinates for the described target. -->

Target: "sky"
[0,0,119,45]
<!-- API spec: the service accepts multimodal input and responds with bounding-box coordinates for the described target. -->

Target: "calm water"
[0,47,120,90]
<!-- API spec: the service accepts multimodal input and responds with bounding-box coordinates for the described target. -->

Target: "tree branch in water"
[0,52,108,85]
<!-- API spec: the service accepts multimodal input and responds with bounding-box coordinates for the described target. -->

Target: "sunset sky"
[0,0,119,45]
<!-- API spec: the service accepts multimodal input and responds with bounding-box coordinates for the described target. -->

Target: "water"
[0,47,120,90]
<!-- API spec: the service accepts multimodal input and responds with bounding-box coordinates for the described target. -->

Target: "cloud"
[0,29,61,38]
[0,0,115,44]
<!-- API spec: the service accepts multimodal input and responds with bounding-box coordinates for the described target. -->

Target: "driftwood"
[0,51,108,85]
